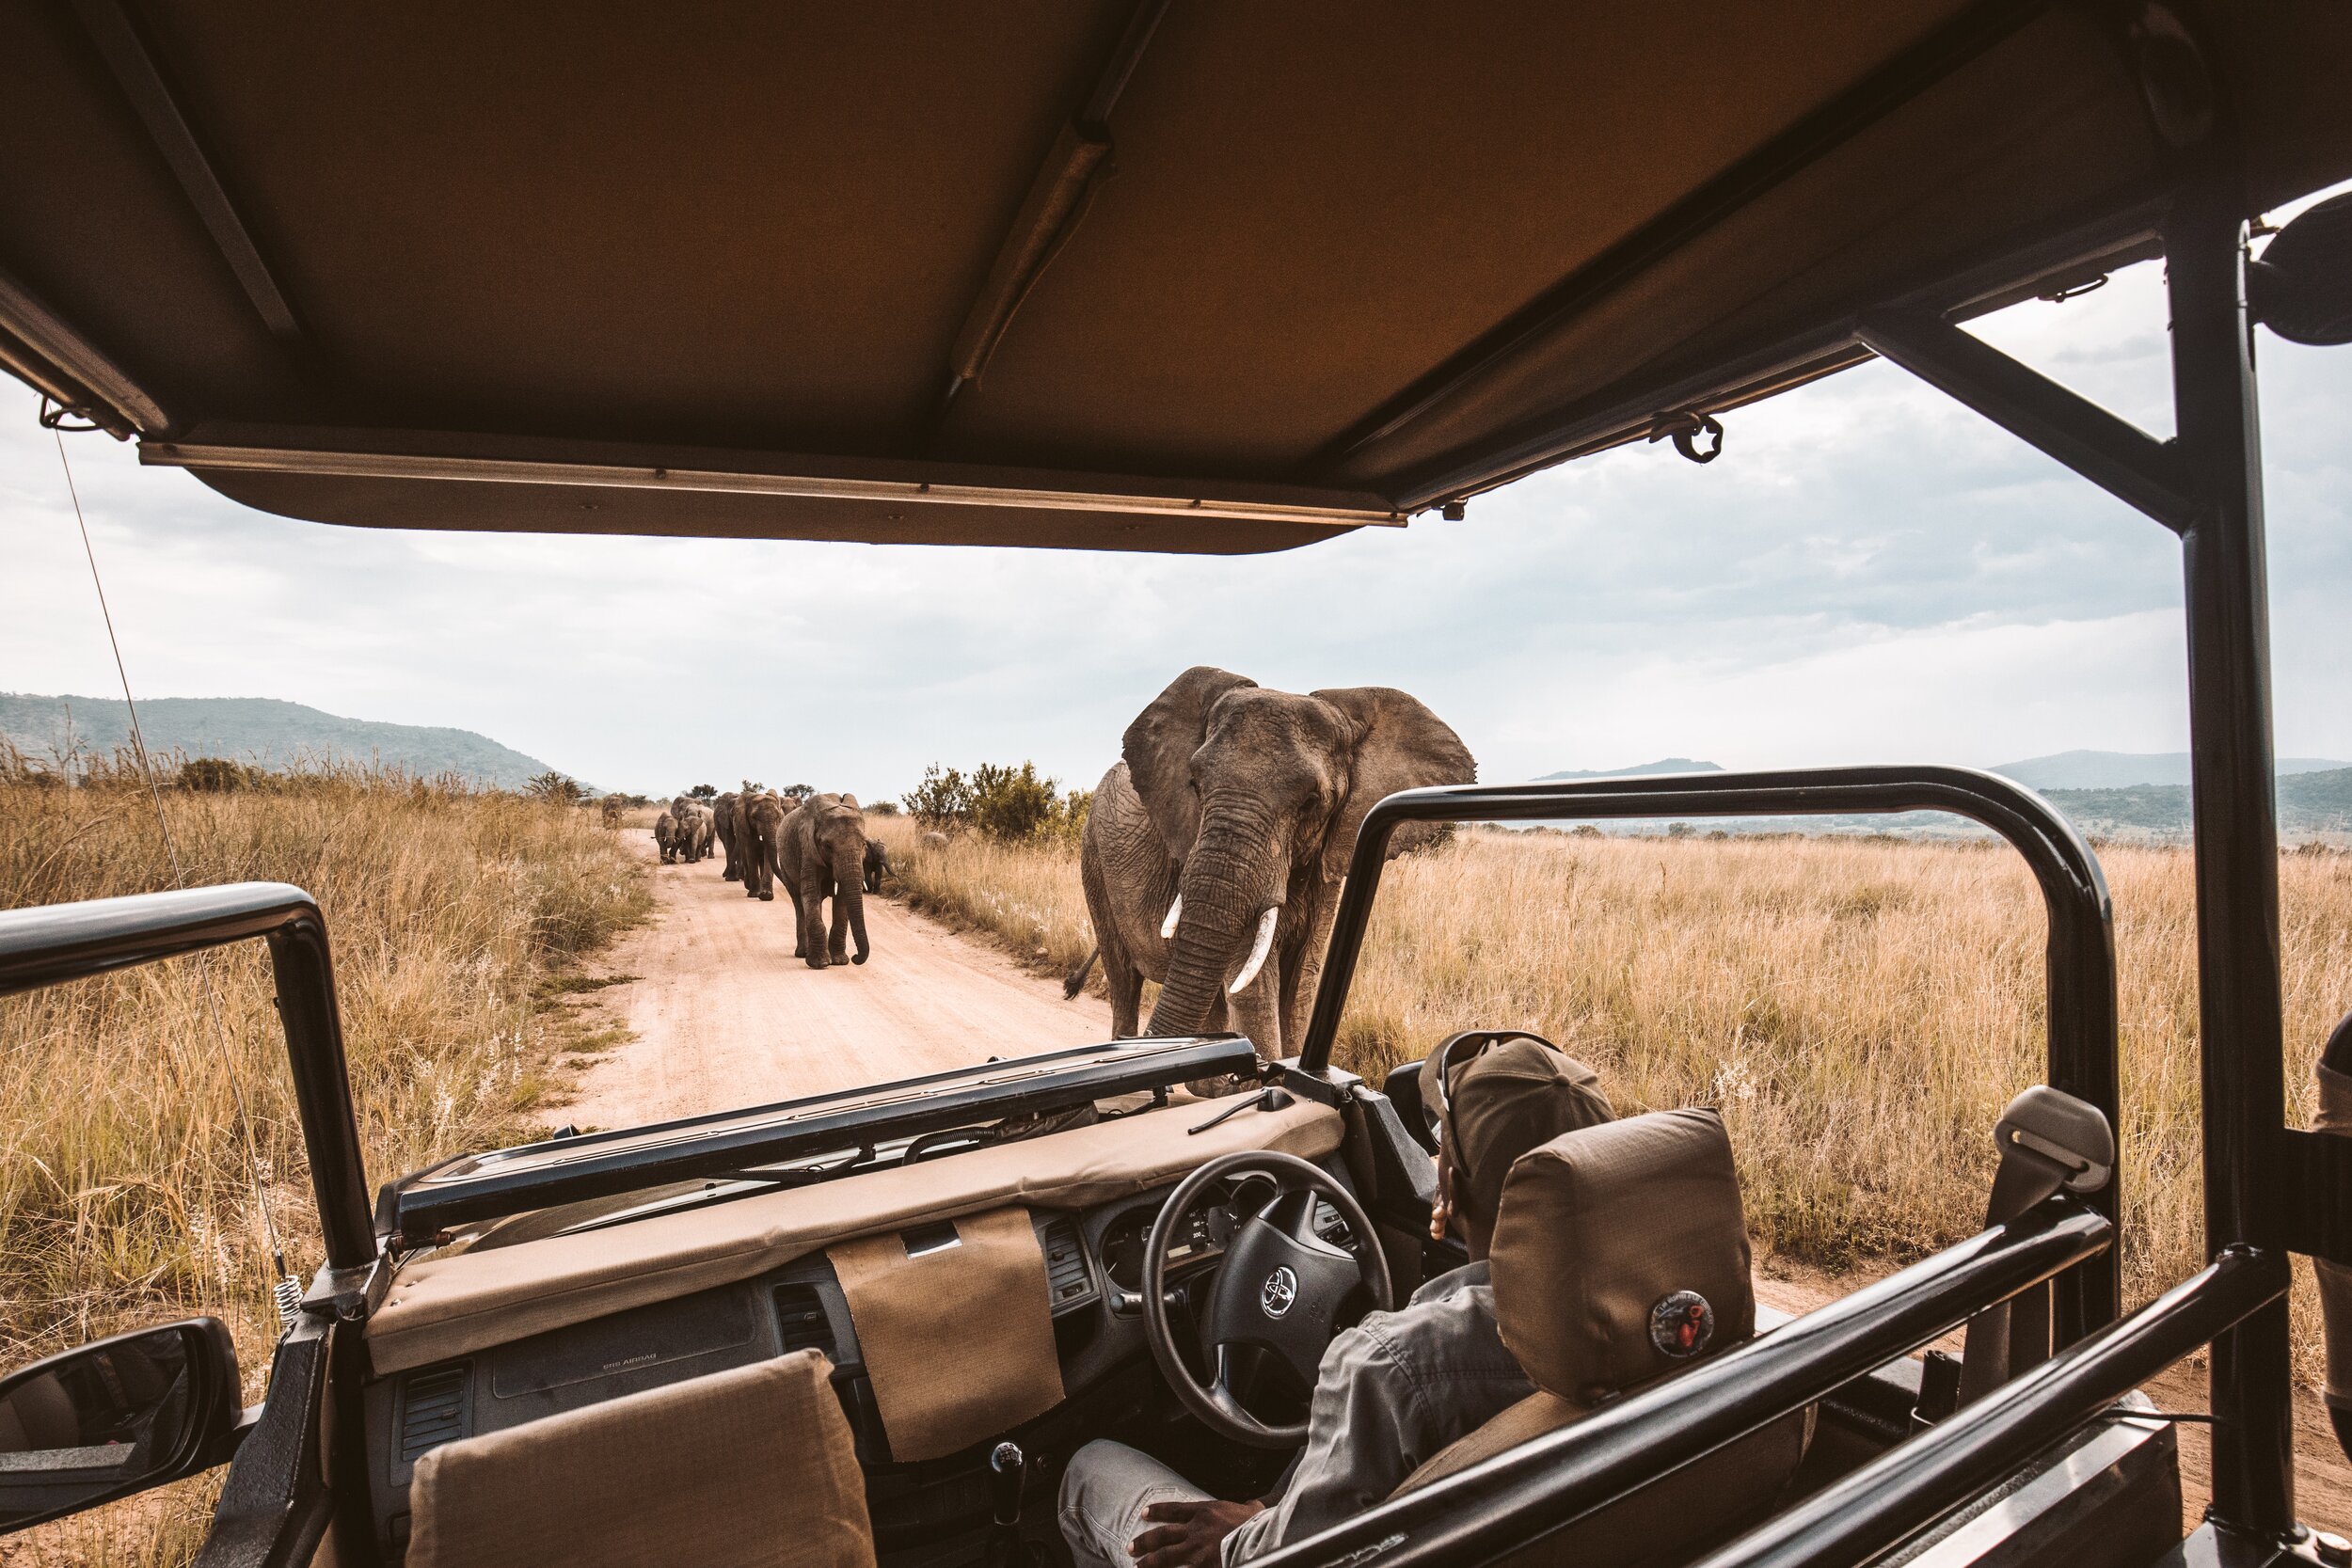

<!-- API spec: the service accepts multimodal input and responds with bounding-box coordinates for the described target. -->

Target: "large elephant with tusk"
[1075,667,1473,1063]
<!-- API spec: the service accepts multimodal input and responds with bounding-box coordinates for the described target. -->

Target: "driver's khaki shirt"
[1223,1260,1534,1563]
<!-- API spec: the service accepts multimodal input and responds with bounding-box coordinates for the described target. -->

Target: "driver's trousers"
[1058,1439,1216,1567]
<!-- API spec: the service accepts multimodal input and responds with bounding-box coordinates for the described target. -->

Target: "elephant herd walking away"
[1068,667,1475,1064]
[684,788,874,969]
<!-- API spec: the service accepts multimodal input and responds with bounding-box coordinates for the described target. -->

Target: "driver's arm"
[1222,1301,1526,1563]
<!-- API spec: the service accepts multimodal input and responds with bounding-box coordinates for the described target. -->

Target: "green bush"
[904,765,969,829]
[968,763,1060,840]
[177,756,265,793]
[905,762,1089,844]
[525,770,589,805]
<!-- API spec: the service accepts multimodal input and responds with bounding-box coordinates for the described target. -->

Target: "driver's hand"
[1129,1498,1265,1567]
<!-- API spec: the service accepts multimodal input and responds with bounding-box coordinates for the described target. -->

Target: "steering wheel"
[1142,1150,1391,1449]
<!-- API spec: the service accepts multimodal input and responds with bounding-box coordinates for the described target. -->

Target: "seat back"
[1392,1110,1806,1567]
[407,1351,875,1568]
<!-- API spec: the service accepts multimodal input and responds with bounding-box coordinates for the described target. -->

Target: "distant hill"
[2042,768,2352,840]
[1994,749,2352,790]
[1517,753,2352,844]
[0,693,558,790]
[1538,758,1725,781]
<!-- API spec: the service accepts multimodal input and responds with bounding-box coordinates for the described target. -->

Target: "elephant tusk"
[1161,894,1184,941]
[1228,906,1280,995]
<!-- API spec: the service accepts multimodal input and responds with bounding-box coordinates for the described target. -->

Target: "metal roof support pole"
[1853,309,2198,534]
[2168,173,2295,1541]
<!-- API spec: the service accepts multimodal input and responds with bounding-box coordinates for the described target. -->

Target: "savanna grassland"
[876,814,2352,1380]
[0,751,648,1562]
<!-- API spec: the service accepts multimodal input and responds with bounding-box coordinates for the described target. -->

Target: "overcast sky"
[6,212,2349,801]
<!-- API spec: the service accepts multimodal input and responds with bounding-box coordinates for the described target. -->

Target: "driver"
[1058,1035,1614,1567]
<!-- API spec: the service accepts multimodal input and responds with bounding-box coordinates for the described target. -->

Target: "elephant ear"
[1311,687,1476,884]
[838,794,860,811]
[1122,666,1257,861]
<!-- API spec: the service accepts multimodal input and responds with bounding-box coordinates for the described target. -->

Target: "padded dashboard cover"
[368,1097,1341,1373]
[829,1206,1064,1462]
[405,1351,873,1568]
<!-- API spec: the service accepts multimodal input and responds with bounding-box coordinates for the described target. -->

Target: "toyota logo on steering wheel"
[1261,1266,1298,1319]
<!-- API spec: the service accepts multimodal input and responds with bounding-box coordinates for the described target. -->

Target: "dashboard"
[363,1161,1367,1560]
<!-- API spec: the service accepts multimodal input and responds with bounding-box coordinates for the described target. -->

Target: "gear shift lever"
[990,1442,1025,1526]
[988,1442,1026,1566]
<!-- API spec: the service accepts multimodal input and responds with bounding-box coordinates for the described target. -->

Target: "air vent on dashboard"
[1041,1216,1094,1310]
[775,1284,837,1359]
[398,1367,469,1462]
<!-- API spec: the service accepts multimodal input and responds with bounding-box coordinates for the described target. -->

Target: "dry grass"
[879,817,2352,1380]
[0,752,649,1564]
[873,815,1101,984]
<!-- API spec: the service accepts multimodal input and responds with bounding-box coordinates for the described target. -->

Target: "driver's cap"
[1423,1036,1613,1224]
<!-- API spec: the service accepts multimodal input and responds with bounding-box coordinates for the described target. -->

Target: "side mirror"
[2250,191,2352,347]
[0,1319,242,1534]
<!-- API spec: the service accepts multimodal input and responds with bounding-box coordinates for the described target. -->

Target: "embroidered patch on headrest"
[1648,1291,1715,1359]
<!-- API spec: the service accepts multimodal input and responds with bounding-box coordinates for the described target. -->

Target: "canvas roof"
[2,2,2346,552]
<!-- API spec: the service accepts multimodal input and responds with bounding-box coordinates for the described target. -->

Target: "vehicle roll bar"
[0,882,375,1271]
[1255,1195,2116,1568]
[1298,765,2122,1330]
[1684,1246,2285,1568]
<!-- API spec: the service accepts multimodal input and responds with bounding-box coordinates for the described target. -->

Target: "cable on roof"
[53,425,305,1334]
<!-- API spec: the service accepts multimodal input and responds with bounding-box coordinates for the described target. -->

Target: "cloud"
[5,255,2349,800]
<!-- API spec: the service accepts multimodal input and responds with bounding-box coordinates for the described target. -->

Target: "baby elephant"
[675,801,716,863]
[652,811,678,863]
[863,839,891,895]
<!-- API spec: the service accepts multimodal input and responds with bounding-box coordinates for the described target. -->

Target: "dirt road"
[555,838,1115,1130]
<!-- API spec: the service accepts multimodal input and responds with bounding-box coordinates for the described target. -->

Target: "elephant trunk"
[1147,802,1286,1040]
[835,844,871,964]
[847,875,870,964]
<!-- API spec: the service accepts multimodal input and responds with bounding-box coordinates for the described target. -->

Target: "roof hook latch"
[1648,408,1724,465]
[2040,274,2109,305]
[37,395,103,434]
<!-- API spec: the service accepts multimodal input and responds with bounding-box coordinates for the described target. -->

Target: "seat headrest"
[1488,1108,1753,1404]
[1421,1034,1615,1226]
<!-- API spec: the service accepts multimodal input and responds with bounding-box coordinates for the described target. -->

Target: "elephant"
[675,801,715,863]
[863,839,891,895]
[739,791,786,899]
[714,792,743,880]
[653,811,679,863]
[1078,667,1474,1062]
[778,793,872,968]
[921,832,949,850]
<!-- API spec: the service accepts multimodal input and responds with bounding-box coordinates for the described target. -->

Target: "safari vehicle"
[3,3,2351,1566]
